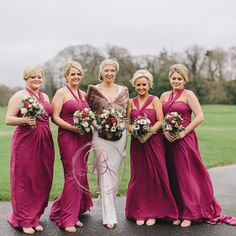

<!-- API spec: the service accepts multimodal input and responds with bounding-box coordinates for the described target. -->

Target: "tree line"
[1,44,236,106]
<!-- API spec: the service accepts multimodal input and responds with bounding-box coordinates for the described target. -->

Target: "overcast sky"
[1,0,236,87]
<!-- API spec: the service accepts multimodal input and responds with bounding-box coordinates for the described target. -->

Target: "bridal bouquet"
[73,108,95,134]
[132,114,152,138]
[162,112,185,135]
[97,108,126,141]
[19,96,45,128]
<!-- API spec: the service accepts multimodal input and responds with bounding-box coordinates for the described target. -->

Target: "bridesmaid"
[5,66,54,234]
[160,64,222,227]
[49,61,92,233]
[125,69,178,226]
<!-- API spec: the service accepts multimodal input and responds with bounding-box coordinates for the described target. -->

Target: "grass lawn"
[0,105,236,200]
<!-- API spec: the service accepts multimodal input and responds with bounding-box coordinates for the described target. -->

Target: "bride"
[86,58,129,229]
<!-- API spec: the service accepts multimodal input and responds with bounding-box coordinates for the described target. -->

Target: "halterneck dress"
[125,95,178,220]
[162,89,222,221]
[8,88,54,228]
[49,86,92,227]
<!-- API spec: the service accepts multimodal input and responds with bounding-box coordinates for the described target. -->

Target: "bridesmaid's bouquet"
[73,108,95,134]
[131,114,152,138]
[19,96,45,128]
[97,108,126,141]
[162,112,185,135]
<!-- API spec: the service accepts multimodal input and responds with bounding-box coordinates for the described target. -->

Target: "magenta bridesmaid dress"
[7,89,54,228]
[162,89,222,221]
[49,87,92,227]
[125,95,178,220]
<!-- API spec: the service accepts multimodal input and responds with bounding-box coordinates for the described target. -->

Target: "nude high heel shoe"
[35,225,44,231]
[65,226,77,233]
[105,223,114,229]
[146,219,156,226]
[23,227,35,234]
[173,219,181,225]
[136,220,145,225]
[181,220,191,227]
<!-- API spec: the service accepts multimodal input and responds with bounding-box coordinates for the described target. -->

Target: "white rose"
[20,108,27,115]
[32,103,38,108]
[140,120,146,125]
[36,110,42,114]
[82,121,89,128]
[74,111,80,117]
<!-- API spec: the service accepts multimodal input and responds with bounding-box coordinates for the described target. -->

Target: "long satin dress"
[125,96,178,220]
[49,87,92,227]
[87,85,129,225]
[162,89,222,221]
[7,89,54,228]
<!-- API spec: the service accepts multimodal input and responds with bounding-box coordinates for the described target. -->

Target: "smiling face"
[26,69,43,91]
[134,77,150,96]
[169,71,185,90]
[66,66,82,87]
[101,64,117,83]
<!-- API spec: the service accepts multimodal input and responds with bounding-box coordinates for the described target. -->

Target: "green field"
[0,105,236,200]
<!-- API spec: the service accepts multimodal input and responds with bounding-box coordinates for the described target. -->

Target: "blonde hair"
[130,69,153,88]
[98,58,119,80]
[23,65,44,81]
[64,61,84,79]
[169,64,189,82]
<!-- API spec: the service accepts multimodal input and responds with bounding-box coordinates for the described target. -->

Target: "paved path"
[0,165,236,236]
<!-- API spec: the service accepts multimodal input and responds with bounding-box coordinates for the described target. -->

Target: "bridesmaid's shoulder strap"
[166,89,185,109]
[38,92,46,102]
[77,89,85,101]
[66,85,82,102]
[167,91,174,102]
[171,89,184,102]
[141,95,155,110]
[132,97,139,110]
[25,88,34,96]
[25,88,43,102]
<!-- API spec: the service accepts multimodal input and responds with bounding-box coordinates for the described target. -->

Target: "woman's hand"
[163,131,177,142]
[91,120,99,131]
[70,126,84,135]
[164,130,186,142]
[24,116,36,127]
[138,132,152,143]
[137,136,145,143]
[178,131,186,139]
[172,131,186,141]
[128,125,134,134]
